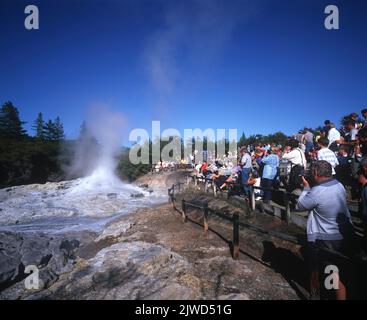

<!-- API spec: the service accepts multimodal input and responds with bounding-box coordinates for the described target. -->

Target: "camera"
[298,167,311,178]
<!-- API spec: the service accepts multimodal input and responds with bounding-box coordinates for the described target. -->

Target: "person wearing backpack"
[282,139,307,192]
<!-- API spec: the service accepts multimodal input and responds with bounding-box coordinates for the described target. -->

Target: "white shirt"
[254,178,261,196]
[241,154,252,168]
[348,128,358,141]
[282,148,307,169]
[328,127,341,146]
[317,148,339,175]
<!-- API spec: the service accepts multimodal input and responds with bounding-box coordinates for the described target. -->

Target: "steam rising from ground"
[67,105,127,191]
[0,106,167,228]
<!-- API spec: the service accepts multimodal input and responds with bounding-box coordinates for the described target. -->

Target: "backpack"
[288,149,306,191]
[329,142,339,152]
[279,160,292,177]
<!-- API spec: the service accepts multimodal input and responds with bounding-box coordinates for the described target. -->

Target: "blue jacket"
[261,154,279,180]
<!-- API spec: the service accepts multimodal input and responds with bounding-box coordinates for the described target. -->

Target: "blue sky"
[0,0,366,145]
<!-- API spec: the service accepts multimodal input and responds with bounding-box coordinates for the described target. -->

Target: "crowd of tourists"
[190,109,367,300]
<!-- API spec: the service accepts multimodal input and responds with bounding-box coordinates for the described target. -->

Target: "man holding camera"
[297,160,355,300]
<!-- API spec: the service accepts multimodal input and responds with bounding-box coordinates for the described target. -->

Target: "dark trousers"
[261,178,273,201]
[242,167,251,196]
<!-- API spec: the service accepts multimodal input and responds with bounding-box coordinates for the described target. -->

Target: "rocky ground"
[0,170,306,300]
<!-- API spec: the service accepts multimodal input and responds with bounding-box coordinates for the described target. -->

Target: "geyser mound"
[0,105,167,229]
[0,176,167,229]
[69,167,126,194]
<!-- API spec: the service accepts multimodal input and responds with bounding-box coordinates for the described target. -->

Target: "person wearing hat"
[322,120,331,137]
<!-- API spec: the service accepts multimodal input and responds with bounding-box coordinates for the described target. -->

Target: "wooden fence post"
[181,199,187,223]
[170,184,176,209]
[250,186,256,212]
[203,202,209,232]
[283,192,291,224]
[233,213,240,259]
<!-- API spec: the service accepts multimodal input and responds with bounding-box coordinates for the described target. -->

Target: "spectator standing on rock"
[317,137,339,175]
[261,148,280,202]
[328,123,341,152]
[304,128,314,154]
[297,160,355,300]
[322,120,331,137]
[338,120,359,156]
[282,139,307,192]
[295,130,306,152]
[349,113,361,129]
[335,145,351,186]
[240,147,252,196]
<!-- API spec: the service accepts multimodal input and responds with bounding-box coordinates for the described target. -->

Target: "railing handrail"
[166,177,366,301]
[188,174,299,198]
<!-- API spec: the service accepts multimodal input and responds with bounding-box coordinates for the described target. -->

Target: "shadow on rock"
[261,240,308,299]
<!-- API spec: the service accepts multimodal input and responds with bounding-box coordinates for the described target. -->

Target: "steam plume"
[67,104,126,190]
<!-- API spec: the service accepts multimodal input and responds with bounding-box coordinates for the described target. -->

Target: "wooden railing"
[168,180,298,260]
[151,163,192,174]
[172,176,362,264]
[167,176,367,300]
[181,199,241,259]
[186,175,296,224]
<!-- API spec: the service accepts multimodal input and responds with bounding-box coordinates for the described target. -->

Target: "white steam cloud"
[144,0,260,114]
[67,104,126,190]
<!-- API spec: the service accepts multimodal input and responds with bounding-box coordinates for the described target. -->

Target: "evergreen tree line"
[1,100,354,187]
[32,112,65,141]
[0,101,66,187]
[0,101,65,140]
[238,131,289,148]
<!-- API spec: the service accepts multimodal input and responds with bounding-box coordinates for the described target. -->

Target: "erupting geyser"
[0,105,166,228]
[69,104,127,192]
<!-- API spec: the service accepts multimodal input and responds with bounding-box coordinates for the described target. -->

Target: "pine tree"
[42,117,65,141]
[0,101,27,138]
[239,132,246,147]
[43,120,55,141]
[32,112,45,139]
[53,116,65,141]
[79,120,88,139]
